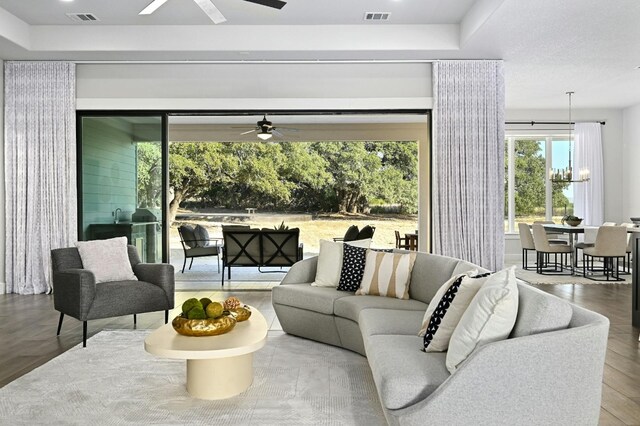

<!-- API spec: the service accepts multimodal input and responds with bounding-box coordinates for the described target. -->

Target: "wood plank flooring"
[0,284,639,425]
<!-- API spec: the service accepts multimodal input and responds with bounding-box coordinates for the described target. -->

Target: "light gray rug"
[515,266,631,285]
[0,330,386,425]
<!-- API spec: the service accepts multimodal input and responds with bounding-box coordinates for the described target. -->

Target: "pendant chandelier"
[549,91,590,183]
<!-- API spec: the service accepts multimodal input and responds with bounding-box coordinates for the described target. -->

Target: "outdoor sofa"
[221,228,303,285]
[272,251,609,425]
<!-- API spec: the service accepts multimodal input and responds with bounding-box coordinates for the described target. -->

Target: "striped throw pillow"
[356,250,417,299]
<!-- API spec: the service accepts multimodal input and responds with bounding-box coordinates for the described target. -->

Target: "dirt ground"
[171,212,418,253]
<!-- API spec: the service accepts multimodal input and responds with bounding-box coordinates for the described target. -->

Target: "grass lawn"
[171,212,418,254]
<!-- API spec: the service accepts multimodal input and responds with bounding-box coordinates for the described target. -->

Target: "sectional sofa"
[272,251,609,425]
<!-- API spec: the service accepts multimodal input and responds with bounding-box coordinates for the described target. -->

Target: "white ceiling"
[1,0,640,109]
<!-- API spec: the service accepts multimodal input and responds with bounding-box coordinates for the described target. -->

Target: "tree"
[136,143,162,208]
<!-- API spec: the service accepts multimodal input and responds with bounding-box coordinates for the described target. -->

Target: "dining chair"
[533,220,568,244]
[620,222,635,273]
[582,226,627,281]
[394,230,411,250]
[531,224,572,275]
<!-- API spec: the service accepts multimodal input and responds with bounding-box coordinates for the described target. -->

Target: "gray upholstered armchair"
[51,245,174,347]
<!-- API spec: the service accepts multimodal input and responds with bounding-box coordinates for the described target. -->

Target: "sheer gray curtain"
[432,60,505,271]
[5,61,77,294]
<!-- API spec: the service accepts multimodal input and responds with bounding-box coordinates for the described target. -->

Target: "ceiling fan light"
[257,131,272,140]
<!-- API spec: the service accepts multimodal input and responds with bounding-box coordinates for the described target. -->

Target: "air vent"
[364,12,390,21]
[66,13,100,23]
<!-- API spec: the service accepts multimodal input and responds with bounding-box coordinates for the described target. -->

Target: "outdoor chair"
[51,245,174,347]
[178,224,220,273]
[395,230,410,250]
[333,225,360,242]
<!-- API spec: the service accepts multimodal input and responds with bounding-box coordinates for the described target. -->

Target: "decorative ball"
[205,302,224,319]
[187,306,207,320]
[199,298,213,310]
[181,298,202,315]
[224,296,242,310]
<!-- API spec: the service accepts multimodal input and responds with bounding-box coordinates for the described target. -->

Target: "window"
[504,135,574,233]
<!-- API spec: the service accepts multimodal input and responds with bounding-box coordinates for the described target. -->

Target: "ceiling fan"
[139,0,287,24]
[237,115,295,140]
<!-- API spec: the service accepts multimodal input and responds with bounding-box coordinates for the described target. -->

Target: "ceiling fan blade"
[139,0,169,15]
[243,0,287,10]
[193,0,227,24]
[240,129,257,135]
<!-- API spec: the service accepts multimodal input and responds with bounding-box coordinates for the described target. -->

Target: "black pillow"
[357,225,375,240]
[337,244,368,292]
[343,225,360,242]
[180,225,198,248]
[193,225,210,247]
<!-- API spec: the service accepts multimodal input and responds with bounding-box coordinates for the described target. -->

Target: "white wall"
[76,63,433,110]
[622,104,640,222]
[0,59,5,293]
[504,108,624,262]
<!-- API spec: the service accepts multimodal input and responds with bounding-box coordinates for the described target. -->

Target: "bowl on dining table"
[631,217,640,226]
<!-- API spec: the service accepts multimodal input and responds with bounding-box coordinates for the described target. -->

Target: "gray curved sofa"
[272,251,609,425]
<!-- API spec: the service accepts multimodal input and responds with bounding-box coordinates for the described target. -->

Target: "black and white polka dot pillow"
[419,271,492,352]
[337,243,368,292]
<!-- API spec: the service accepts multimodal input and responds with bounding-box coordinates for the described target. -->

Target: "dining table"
[405,233,418,251]
[540,224,591,275]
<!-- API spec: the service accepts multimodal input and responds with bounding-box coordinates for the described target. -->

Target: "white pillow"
[445,266,519,373]
[76,237,138,284]
[311,239,372,287]
[419,270,493,352]
[355,250,417,299]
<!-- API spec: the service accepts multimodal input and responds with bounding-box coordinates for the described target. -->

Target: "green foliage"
[181,298,202,315]
[274,221,289,231]
[164,140,418,218]
[136,143,162,208]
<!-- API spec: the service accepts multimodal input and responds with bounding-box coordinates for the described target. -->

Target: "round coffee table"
[144,306,268,400]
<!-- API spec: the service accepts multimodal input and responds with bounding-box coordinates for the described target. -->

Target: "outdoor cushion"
[365,334,450,410]
[272,284,351,315]
[179,225,198,248]
[334,294,427,322]
[193,225,211,248]
[359,308,424,337]
[343,225,360,242]
[185,246,219,256]
[356,225,375,240]
[511,284,573,338]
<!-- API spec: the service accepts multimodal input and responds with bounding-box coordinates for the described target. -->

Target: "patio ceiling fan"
[139,0,287,24]
[236,115,296,140]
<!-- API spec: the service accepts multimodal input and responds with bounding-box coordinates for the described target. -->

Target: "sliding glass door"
[78,114,168,263]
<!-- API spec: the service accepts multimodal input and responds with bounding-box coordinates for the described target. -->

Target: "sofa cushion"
[365,334,450,410]
[334,295,427,323]
[446,267,519,373]
[511,283,573,338]
[337,244,368,292]
[359,308,425,337]
[356,251,417,299]
[311,239,372,288]
[272,284,350,315]
[408,253,462,303]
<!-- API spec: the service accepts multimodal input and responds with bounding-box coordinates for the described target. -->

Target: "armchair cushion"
[76,237,137,284]
[87,280,169,320]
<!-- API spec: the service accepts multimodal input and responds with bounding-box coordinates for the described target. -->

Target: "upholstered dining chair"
[533,220,567,244]
[519,223,568,270]
[531,223,572,275]
[582,226,628,281]
[620,222,635,273]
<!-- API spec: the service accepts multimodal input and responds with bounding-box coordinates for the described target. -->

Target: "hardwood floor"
[0,284,639,424]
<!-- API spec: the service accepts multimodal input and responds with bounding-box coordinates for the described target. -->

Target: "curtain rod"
[506,121,606,126]
[73,59,435,65]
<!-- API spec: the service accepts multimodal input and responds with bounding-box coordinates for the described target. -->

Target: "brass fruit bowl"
[172,315,236,337]
[229,306,252,322]
[566,219,582,227]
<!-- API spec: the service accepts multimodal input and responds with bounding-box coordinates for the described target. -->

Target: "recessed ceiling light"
[60,0,74,2]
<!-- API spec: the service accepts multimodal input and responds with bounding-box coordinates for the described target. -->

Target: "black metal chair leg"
[189,258,194,270]
[133,314,137,326]
[165,310,169,324]
[57,312,64,336]
[83,321,87,348]
[181,257,187,273]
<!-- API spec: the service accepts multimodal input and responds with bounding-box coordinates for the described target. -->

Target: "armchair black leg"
[133,314,137,327]
[181,257,187,274]
[189,258,194,270]
[57,312,64,336]
[165,310,169,324]
[83,321,87,348]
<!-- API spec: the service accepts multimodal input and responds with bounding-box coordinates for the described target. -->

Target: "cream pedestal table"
[144,307,268,400]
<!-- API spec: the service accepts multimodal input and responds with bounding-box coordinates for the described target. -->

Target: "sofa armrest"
[389,316,609,425]
[52,269,97,321]
[133,263,175,308]
[280,256,318,285]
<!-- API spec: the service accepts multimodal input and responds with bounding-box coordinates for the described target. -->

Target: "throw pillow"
[343,225,360,242]
[337,244,368,292]
[193,224,210,247]
[180,225,198,248]
[445,266,519,373]
[356,225,375,240]
[311,239,372,287]
[356,250,417,299]
[76,237,138,284]
[419,271,491,352]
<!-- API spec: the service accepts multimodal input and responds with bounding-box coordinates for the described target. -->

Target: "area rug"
[0,330,385,425]
[515,266,631,285]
